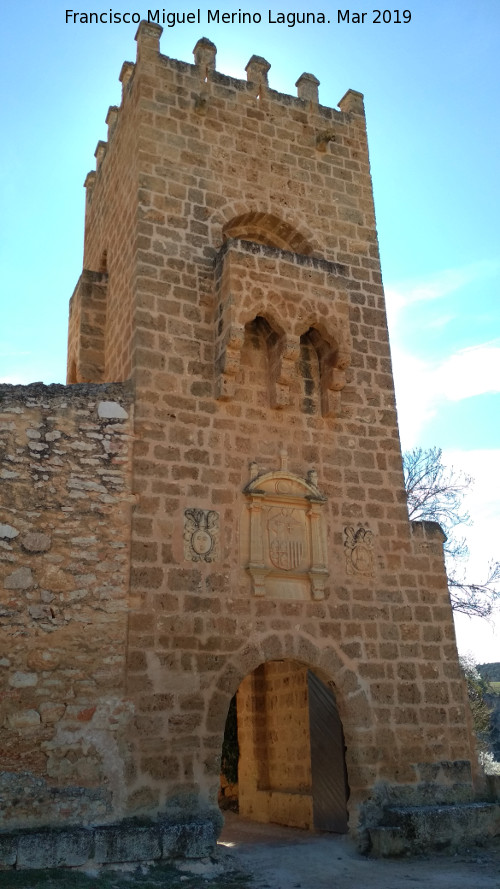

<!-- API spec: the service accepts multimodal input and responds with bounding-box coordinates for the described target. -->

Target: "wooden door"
[308,670,349,833]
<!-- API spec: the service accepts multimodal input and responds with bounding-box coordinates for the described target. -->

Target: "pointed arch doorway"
[219,659,349,833]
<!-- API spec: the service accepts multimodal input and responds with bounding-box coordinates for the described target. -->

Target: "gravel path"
[217,812,500,889]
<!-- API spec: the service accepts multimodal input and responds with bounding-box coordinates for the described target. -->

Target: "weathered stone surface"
[53,830,94,866]
[17,833,57,869]
[160,820,217,859]
[39,702,67,724]
[9,672,38,688]
[0,834,17,866]
[94,825,161,863]
[485,774,500,802]
[16,829,94,868]
[0,383,133,831]
[7,710,41,729]
[4,566,33,589]
[0,772,112,834]
[0,524,19,539]
[21,532,51,552]
[369,802,500,857]
[27,649,60,671]
[0,820,220,869]
[365,825,407,858]
[97,400,129,419]
[28,604,54,619]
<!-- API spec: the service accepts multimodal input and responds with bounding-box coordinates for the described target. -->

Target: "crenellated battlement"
[76,20,375,386]
[85,20,364,197]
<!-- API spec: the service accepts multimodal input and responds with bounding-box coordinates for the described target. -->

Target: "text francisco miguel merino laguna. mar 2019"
[64,9,413,26]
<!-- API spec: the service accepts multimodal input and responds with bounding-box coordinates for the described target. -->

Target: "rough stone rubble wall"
[0,383,133,829]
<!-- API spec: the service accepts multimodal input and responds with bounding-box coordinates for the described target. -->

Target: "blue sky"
[1,1,499,661]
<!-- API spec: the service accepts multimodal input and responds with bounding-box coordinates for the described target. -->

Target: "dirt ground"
[218,812,500,889]
[1,813,499,889]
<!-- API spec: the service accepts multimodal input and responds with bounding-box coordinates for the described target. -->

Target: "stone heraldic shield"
[268,508,305,571]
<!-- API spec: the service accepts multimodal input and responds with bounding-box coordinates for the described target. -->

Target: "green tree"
[403,446,500,618]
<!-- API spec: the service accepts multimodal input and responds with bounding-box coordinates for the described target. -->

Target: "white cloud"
[388,266,477,307]
[439,341,500,401]
[454,611,500,665]
[390,339,500,449]
[0,374,34,385]
[385,260,499,330]
[390,347,437,447]
[443,449,500,532]
[425,313,457,330]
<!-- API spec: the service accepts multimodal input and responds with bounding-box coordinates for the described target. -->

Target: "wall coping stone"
[0,380,134,404]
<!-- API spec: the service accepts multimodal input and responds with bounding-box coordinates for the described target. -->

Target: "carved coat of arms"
[344,526,374,576]
[241,462,328,600]
[184,508,219,562]
[267,508,305,571]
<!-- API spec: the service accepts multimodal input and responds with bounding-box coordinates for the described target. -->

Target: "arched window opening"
[239,315,282,407]
[299,329,322,415]
[300,327,341,417]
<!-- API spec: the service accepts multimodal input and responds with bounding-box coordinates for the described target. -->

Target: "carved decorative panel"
[241,463,328,599]
[184,509,219,562]
[344,526,374,576]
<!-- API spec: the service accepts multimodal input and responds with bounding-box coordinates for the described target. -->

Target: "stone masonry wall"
[65,24,476,831]
[71,22,376,387]
[67,59,140,384]
[1,23,482,854]
[0,383,134,829]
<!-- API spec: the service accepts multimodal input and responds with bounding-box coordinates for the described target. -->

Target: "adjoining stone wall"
[0,383,134,829]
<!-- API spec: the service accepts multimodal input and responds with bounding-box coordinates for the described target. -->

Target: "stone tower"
[2,22,496,867]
